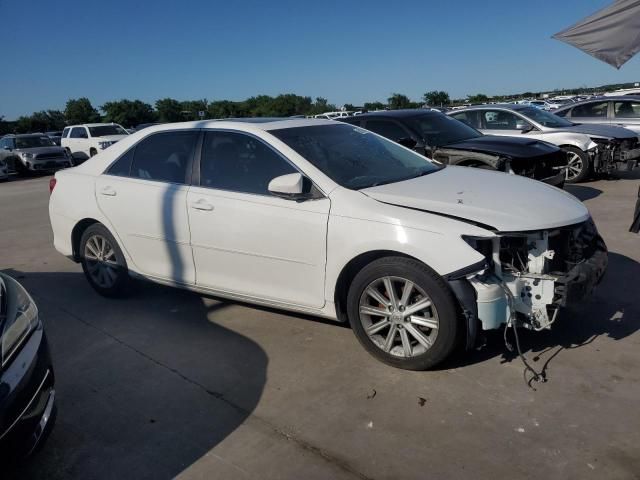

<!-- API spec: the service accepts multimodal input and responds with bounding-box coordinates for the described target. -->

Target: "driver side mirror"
[516,122,534,133]
[268,173,314,201]
[397,137,417,149]
[3,145,11,151]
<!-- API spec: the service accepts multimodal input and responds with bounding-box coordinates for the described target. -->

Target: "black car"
[339,109,567,187]
[45,131,63,146]
[0,273,56,461]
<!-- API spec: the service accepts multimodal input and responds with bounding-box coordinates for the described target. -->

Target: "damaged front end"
[592,137,640,174]
[451,218,607,347]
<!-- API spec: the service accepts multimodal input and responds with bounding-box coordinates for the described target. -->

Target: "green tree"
[308,97,337,115]
[64,98,101,124]
[208,100,245,119]
[363,101,386,111]
[180,100,209,120]
[101,100,156,127]
[467,93,489,104]
[387,93,412,110]
[155,98,183,122]
[45,110,67,130]
[0,116,11,135]
[13,110,66,133]
[423,90,450,106]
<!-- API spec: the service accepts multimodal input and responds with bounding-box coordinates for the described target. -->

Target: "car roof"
[67,123,122,128]
[4,133,48,137]
[144,118,339,133]
[342,109,438,119]
[452,104,530,112]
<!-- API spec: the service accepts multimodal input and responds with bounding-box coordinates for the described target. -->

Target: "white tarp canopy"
[552,0,640,69]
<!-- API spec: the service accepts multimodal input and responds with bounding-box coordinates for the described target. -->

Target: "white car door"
[68,126,90,160]
[95,130,199,284]
[187,130,330,308]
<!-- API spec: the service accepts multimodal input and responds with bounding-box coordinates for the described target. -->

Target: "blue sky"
[1,0,639,119]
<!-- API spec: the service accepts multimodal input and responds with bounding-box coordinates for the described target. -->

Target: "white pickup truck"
[61,123,129,163]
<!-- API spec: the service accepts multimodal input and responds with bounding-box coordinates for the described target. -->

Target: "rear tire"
[562,146,591,183]
[80,224,130,297]
[347,256,460,370]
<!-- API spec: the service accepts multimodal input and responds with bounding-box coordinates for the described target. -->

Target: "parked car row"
[448,104,640,182]
[0,123,130,179]
[339,110,567,187]
[49,118,607,371]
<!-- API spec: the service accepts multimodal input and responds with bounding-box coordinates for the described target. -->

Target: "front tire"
[80,224,129,297]
[347,256,460,370]
[562,146,591,183]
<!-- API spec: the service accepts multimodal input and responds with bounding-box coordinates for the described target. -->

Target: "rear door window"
[130,131,199,184]
[70,127,88,139]
[571,102,608,118]
[614,101,640,118]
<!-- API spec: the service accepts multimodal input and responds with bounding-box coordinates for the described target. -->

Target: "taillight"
[49,178,57,194]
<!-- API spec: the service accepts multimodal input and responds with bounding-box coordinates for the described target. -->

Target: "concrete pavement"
[1,172,639,479]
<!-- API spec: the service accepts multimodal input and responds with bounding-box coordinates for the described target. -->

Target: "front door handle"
[190,200,214,211]
[100,186,117,196]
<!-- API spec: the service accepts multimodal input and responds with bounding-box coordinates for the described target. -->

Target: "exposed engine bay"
[463,218,608,332]
[592,137,640,174]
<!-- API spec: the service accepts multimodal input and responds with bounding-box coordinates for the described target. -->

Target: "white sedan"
[49,119,607,370]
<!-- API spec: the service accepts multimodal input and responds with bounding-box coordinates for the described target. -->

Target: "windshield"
[88,125,128,137]
[411,113,482,146]
[519,107,573,127]
[15,136,55,148]
[271,124,441,189]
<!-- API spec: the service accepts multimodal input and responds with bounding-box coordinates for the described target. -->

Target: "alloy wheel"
[565,152,584,181]
[358,276,439,358]
[84,234,119,289]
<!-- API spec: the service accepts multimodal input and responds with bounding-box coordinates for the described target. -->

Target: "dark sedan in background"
[0,273,56,463]
[340,110,567,187]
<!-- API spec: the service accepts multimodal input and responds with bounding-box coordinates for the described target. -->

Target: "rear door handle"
[190,200,214,211]
[100,186,117,196]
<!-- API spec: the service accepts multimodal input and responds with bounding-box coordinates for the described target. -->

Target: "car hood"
[94,135,128,142]
[16,146,66,155]
[443,135,558,158]
[562,123,637,139]
[361,166,588,232]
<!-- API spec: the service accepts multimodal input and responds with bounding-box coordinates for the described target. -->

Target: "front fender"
[325,214,489,304]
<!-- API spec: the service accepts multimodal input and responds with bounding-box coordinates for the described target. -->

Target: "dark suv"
[0,134,72,175]
[340,109,567,187]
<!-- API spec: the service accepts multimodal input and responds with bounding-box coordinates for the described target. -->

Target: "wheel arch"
[71,218,101,261]
[333,250,420,323]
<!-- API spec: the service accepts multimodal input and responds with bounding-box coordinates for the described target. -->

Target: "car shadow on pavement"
[441,252,640,382]
[564,184,603,202]
[3,269,268,480]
